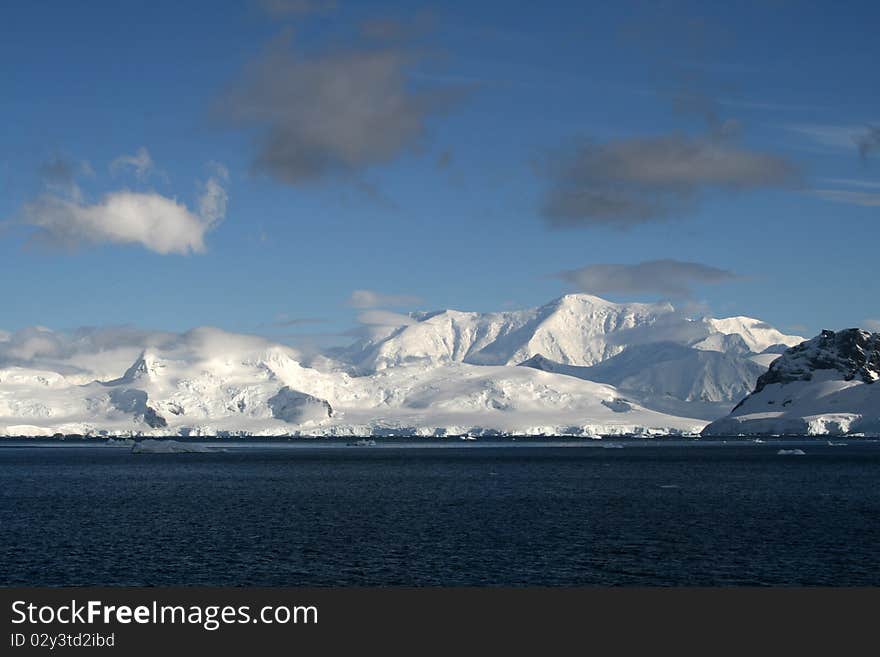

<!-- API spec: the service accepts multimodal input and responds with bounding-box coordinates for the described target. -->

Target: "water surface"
[1,439,877,586]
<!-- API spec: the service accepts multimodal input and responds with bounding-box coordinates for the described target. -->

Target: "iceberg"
[131,440,222,454]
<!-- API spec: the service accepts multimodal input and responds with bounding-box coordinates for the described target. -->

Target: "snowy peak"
[343,293,798,375]
[704,317,802,354]
[557,292,673,312]
[348,293,678,372]
[116,351,165,383]
[754,328,880,392]
[511,294,676,366]
[691,332,752,355]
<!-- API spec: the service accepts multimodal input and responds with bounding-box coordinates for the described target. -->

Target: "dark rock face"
[268,387,333,423]
[108,388,149,413]
[517,354,559,372]
[601,398,632,413]
[143,406,168,428]
[753,329,880,394]
[108,388,168,428]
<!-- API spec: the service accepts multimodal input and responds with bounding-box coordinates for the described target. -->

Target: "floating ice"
[131,439,221,454]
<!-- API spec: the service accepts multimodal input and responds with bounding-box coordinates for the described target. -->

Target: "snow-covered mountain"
[0,328,349,436]
[0,294,808,437]
[340,294,802,372]
[0,333,704,437]
[703,329,880,436]
[339,294,675,372]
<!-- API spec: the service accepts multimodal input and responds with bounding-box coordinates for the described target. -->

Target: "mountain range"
[5,293,869,437]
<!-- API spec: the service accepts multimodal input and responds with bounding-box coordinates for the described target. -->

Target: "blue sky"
[1,0,878,347]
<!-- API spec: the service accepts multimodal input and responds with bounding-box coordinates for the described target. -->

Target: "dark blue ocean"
[1,439,878,586]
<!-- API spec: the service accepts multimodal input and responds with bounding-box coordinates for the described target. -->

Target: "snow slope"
[702,317,801,354]
[703,329,880,436]
[519,342,767,420]
[324,363,704,436]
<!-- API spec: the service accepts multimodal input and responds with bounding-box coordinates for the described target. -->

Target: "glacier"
[0,293,811,437]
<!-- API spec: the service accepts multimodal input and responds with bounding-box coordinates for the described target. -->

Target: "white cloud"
[863,319,880,332]
[356,310,417,327]
[811,189,880,207]
[348,289,421,309]
[21,174,227,255]
[207,160,230,181]
[198,177,228,225]
[0,325,287,381]
[0,327,64,361]
[786,123,880,161]
[784,123,864,150]
[110,147,155,180]
[821,178,880,190]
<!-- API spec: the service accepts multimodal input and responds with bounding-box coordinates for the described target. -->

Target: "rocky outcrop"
[108,388,167,428]
[703,329,880,437]
[752,329,879,393]
[268,387,333,424]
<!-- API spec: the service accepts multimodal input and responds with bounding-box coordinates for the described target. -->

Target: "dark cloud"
[538,6,797,229]
[38,156,91,185]
[618,6,736,128]
[669,87,723,127]
[436,150,452,169]
[257,0,336,18]
[555,259,738,298]
[273,317,328,327]
[856,125,880,160]
[359,14,434,42]
[540,133,797,228]
[218,34,463,185]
